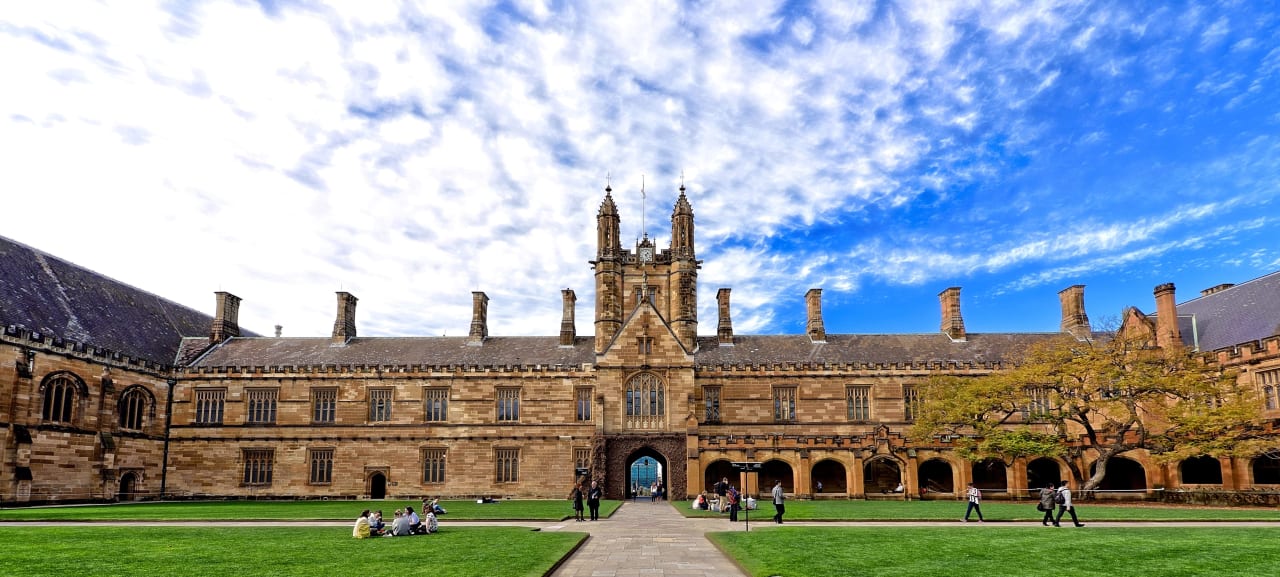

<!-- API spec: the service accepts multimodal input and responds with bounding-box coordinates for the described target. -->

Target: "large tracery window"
[118,387,150,430]
[625,373,665,429]
[41,373,80,423]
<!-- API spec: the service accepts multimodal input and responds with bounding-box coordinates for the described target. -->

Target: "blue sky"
[2,1,1278,340]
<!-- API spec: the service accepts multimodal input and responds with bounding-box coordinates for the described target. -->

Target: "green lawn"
[0,526,583,577]
[0,499,621,521]
[680,499,1280,521]
[709,526,1280,577]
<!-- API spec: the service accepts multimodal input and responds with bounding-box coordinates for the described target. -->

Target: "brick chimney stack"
[331,292,357,345]
[1154,283,1181,348]
[210,291,242,343]
[939,287,966,341]
[559,289,576,347]
[805,288,826,343]
[1058,285,1091,339]
[717,288,734,346]
[468,291,489,346]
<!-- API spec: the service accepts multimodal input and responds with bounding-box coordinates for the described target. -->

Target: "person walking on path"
[771,480,786,524]
[1054,481,1085,527]
[587,480,603,521]
[962,483,984,522]
[571,482,586,522]
[1038,483,1058,525]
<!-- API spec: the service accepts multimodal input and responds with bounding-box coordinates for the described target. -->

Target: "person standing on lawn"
[962,483,984,522]
[1054,480,1085,527]
[772,480,786,524]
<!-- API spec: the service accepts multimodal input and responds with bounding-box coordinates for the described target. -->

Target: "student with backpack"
[1054,481,1085,527]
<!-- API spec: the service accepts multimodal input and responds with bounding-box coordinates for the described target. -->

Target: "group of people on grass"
[353,498,447,539]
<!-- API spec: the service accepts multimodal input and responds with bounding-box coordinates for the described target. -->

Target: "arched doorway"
[118,472,137,501]
[972,458,1008,492]
[811,459,846,494]
[918,459,954,494]
[1180,456,1223,485]
[368,472,387,499]
[1252,454,1280,485]
[626,448,668,500]
[1027,458,1062,490]
[864,457,901,494]
[704,459,734,494]
[1090,456,1147,492]
[761,460,794,495]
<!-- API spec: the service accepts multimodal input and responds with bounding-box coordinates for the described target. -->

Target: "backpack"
[1054,490,1066,505]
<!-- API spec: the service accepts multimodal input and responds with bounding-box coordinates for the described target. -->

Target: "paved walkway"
[541,500,748,577]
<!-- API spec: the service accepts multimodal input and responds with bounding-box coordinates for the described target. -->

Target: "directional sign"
[574,467,590,476]
[730,461,763,472]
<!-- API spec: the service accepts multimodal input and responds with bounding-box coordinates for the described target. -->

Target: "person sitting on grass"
[353,509,371,539]
[390,509,412,536]
[406,506,423,534]
[425,509,439,534]
[693,494,708,510]
[429,498,447,515]
[369,510,385,536]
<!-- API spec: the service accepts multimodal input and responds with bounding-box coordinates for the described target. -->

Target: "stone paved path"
[541,500,749,577]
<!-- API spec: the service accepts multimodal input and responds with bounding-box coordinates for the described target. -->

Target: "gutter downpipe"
[160,378,175,499]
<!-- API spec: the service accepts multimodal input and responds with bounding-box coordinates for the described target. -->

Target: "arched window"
[119,387,150,430]
[42,374,79,423]
[625,373,665,429]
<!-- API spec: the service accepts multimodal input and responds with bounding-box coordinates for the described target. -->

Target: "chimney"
[1058,285,1091,339]
[939,287,966,341]
[559,289,576,347]
[210,291,242,343]
[1200,283,1235,297]
[331,292,357,345]
[1154,283,1181,348]
[717,288,734,346]
[805,289,826,343]
[468,291,489,345]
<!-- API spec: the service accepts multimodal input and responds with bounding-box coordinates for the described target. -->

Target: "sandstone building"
[3,186,1279,504]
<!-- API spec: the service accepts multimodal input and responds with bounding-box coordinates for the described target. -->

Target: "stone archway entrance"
[864,457,902,494]
[368,471,387,499]
[602,433,686,500]
[628,451,667,500]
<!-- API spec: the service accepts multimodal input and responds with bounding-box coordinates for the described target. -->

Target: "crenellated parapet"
[3,324,171,376]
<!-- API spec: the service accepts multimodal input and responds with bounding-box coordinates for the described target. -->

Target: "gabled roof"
[1171,271,1280,352]
[190,336,596,369]
[0,235,241,366]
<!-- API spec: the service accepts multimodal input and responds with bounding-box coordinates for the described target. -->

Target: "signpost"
[730,461,763,531]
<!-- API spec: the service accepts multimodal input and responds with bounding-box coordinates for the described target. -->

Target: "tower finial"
[680,169,685,192]
[641,174,646,239]
[606,170,612,192]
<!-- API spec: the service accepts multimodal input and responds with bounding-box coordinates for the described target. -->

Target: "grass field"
[678,499,1280,521]
[0,499,621,521]
[708,526,1280,577]
[0,526,584,577]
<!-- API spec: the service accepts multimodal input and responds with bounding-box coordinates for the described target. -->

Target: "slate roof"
[692,333,1055,367]
[0,235,246,366]
[191,336,597,368]
[188,331,1052,370]
[1170,271,1280,352]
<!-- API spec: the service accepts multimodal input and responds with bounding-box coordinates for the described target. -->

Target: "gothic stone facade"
[4,188,1280,504]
